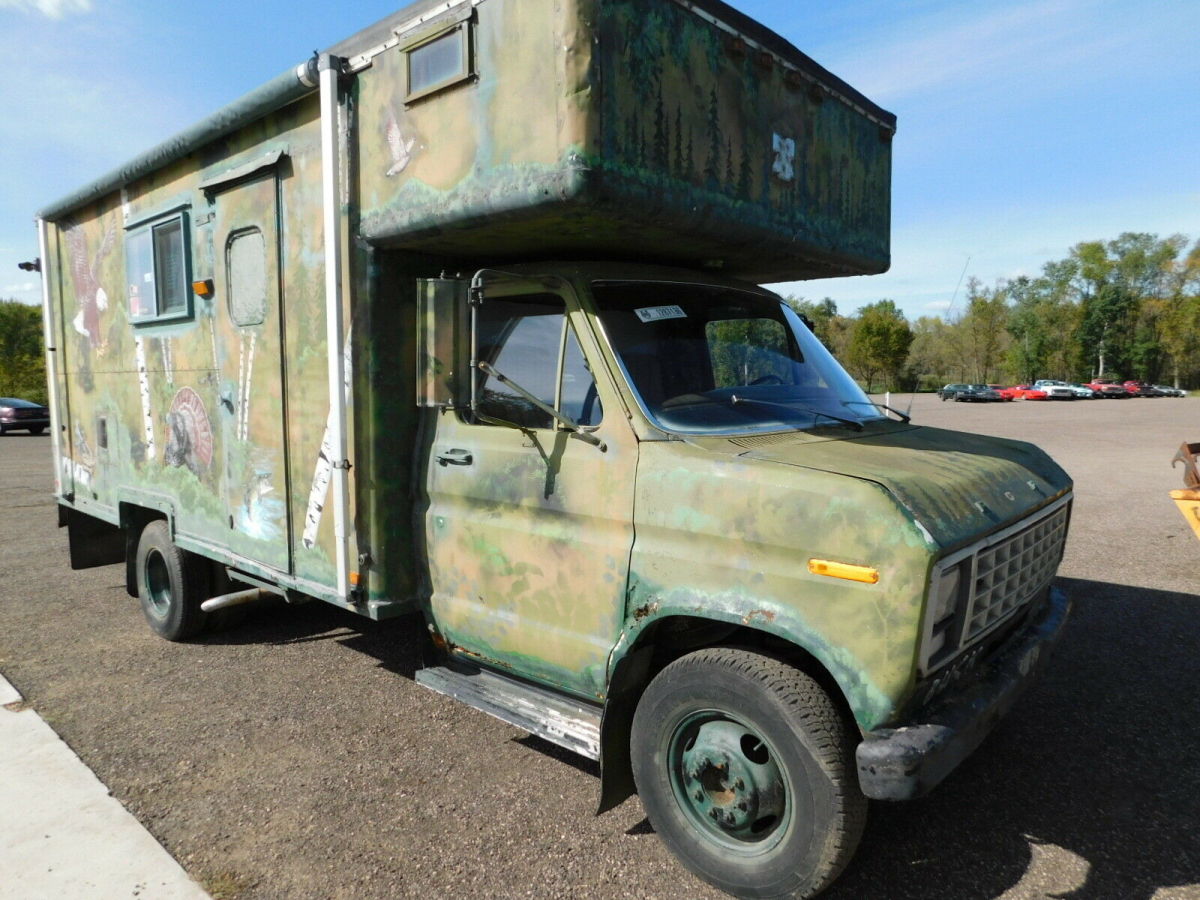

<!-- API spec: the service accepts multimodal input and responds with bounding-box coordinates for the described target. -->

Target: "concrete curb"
[0,673,211,899]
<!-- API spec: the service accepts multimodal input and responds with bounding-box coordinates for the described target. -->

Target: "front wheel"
[631,648,866,899]
[136,520,209,640]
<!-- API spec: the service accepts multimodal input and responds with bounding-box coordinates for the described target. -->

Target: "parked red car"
[1123,380,1162,397]
[986,384,1018,401]
[1012,385,1049,400]
[1085,381,1131,398]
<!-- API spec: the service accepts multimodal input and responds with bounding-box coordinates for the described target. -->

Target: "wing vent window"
[226,228,267,327]
[125,210,193,323]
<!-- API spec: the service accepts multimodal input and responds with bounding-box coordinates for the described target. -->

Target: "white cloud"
[825,0,1118,103]
[0,0,92,18]
[3,281,38,294]
[924,300,952,311]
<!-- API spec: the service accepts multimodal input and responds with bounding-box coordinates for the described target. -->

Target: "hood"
[726,423,1071,550]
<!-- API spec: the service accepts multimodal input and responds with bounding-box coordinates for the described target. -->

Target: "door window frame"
[467,283,604,433]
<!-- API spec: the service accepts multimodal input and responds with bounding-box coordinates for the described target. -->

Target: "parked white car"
[1034,380,1077,400]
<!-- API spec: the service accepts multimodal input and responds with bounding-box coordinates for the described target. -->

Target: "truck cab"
[414,261,1072,896]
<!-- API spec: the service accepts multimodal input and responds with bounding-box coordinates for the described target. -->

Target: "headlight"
[923,563,963,665]
[928,566,960,624]
[0,407,12,416]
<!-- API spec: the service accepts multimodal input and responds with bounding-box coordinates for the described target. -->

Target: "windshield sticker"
[635,305,687,323]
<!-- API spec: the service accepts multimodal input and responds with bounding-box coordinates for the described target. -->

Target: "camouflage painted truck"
[35,0,1073,896]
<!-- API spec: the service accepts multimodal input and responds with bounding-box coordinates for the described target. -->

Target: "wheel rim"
[668,711,790,852]
[145,549,172,618]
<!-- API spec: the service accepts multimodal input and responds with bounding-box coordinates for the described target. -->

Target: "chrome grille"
[963,503,1069,643]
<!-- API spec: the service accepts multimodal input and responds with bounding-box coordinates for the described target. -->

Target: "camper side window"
[125,212,192,323]
[404,20,473,103]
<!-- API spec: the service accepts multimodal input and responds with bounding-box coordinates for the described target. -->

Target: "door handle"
[436,448,473,466]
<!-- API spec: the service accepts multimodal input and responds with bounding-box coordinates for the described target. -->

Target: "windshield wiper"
[729,395,864,431]
[841,400,911,423]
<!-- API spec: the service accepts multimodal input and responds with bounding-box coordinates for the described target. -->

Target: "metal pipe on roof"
[38,57,320,221]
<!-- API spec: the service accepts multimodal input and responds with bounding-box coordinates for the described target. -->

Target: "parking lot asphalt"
[1,394,1198,899]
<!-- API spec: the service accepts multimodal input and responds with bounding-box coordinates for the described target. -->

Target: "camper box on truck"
[37,0,1072,896]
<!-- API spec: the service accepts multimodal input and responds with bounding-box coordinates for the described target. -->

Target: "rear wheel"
[631,648,866,899]
[136,520,209,640]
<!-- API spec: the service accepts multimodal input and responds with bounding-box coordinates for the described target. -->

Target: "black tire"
[28,426,44,435]
[135,520,209,640]
[631,648,866,899]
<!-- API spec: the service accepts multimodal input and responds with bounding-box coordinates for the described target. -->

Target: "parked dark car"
[951,384,1002,402]
[938,382,969,400]
[0,398,49,435]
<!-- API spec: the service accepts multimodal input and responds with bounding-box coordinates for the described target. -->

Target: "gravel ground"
[1,394,1198,899]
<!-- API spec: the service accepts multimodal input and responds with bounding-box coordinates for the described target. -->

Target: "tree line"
[4,230,1198,406]
[789,232,1200,392]
[0,299,47,404]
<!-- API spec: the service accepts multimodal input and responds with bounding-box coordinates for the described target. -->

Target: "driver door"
[423,275,637,698]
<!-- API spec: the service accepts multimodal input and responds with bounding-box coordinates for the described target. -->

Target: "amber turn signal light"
[808,559,880,584]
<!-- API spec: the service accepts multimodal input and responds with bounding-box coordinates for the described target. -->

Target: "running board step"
[416,665,602,760]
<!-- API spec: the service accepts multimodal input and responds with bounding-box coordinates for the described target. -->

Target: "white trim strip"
[319,57,351,601]
[36,219,63,496]
[134,336,156,462]
[347,0,482,72]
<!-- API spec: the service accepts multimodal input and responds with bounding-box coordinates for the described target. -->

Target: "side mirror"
[416,277,468,408]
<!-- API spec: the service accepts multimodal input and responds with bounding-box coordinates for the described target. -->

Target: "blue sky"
[1,0,1195,321]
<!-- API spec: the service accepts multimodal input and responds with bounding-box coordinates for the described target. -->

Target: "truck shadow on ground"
[823,575,1200,900]
[201,577,1199,899]
[202,601,427,679]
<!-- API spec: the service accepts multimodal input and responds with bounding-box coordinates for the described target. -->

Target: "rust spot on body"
[633,601,659,621]
[742,608,776,625]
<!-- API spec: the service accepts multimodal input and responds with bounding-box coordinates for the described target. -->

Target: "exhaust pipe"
[201,587,268,613]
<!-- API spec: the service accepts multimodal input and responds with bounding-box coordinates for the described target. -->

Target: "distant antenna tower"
[945,255,972,319]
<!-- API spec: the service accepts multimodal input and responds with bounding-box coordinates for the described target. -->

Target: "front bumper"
[856,585,1070,801]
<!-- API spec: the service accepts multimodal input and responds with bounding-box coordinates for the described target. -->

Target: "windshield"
[590,281,882,435]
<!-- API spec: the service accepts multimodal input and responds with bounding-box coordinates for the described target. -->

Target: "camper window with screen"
[404,22,473,102]
[125,211,192,323]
